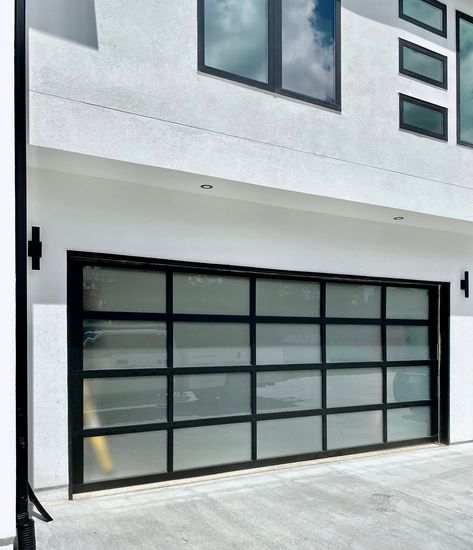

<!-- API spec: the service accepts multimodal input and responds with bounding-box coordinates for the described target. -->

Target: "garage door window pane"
[83,321,167,370]
[174,323,250,367]
[257,416,322,459]
[173,273,249,315]
[387,366,430,403]
[256,324,321,365]
[84,431,167,482]
[174,374,251,420]
[174,423,251,470]
[387,326,430,361]
[257,370,321,413]
[326,325,381,363]
[327,368,382,408]
[326,283,381,318]
[203,0,268,83]
[83,267,166,313]
[83,377,167,428]
[387,287,429,319]
[388,406,431,441]
[256,279,320,317]
[327,411,383,450]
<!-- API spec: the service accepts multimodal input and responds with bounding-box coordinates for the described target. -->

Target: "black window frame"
[399,0,447,37]
[456,10,473,148]
[68,251,449,496]
[399,93,448,141]
[399,38,448,89]
[197,0,342,111]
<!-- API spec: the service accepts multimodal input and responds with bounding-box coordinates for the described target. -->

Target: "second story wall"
[28,0,473,223]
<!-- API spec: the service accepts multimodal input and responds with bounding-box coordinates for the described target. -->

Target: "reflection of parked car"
[392,368,429,402]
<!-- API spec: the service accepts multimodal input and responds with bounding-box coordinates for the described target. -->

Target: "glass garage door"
[69,255,440,494]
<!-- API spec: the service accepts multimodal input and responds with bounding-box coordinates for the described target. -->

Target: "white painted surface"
[28,168,473,489]
[27,0,473,221]
[0,0,17,540]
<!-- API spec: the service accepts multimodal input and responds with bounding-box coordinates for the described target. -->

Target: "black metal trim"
[73,436,438,495]
[197,0,341,111]
[456,10,473,148]
[399,93,448,141]
[399,38,448,89]
[68,252,446,495]
[399,0,447,37]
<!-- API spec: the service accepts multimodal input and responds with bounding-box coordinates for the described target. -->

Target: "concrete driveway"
[34,443,473,550]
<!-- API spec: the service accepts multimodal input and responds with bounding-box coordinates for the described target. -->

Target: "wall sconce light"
[461,271,470,298]
[28,226,42,270]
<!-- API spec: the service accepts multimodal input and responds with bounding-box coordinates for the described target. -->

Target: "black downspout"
[14,0,36,547]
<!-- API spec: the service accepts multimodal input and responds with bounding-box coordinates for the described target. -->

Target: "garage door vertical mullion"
[381,286,388,444]
[250,276,257,461]
[320,281,328,452]
[166,270,174,473]
[429,287,440,440]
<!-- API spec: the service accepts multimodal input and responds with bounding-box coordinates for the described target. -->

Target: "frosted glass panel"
[83,267,166,312]
[174,423,251,470]
[257,416,322,459]
[387,366,430,403]
[327,368,382,408]
[83,377,167,428]
[203,0,268,83]
[327,411,383,450]
[387,326,430,361]
[174,373,250,420]
[257,370,321,413]
[84,431,167,482]
[326,325,381,363]
[174,323,250,367]
[387,287,429,319]
[256,324,321,365]
[388,406,431,441]
[326,284,381,318]
[256,279,320,316]
[173,273,249,315]
[83,321,167,370]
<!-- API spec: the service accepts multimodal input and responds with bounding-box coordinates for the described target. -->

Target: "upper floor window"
[399,0,447,37]
[457,11,473,147]
[198,0,341,111]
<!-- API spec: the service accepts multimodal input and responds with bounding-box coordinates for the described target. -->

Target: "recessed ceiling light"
[394,216,405,221]
[201,184,213,190]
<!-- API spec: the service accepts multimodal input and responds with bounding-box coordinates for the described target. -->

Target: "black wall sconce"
[461,271,469,298]
[28,226,42,270]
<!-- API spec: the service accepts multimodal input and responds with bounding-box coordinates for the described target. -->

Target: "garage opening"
[68,252,448,495]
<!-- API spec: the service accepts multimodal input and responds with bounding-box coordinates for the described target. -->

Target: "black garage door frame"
[67,251,450,497]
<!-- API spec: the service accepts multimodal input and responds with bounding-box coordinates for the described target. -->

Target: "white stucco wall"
[27,0,473,222]
[0,0,17,541]
[28,168,473,490]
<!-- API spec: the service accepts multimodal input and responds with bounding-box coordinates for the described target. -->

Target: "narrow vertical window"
[457,12,473,147]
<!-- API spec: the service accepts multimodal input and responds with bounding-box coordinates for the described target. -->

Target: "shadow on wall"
[29,0,98,49]
[343,0,452,49]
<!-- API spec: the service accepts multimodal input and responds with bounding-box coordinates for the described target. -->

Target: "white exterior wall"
[29,168,473,490]
[0,0,17,541]
[28,0,473,222]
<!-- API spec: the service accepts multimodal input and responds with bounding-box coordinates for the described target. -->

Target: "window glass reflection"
[281,0,336,102]
[204,0,268,82]
[459,16,473,145]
